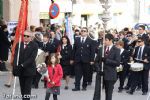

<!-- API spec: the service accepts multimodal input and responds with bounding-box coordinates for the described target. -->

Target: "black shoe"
[126,90,133,95]
[118,89,123,93]
[72,88,80,91]
[82,87,87,91]
[34,86,39,89]
[64,86,69,90]
[136,87,141,91]
[4,84,11,88]
[87,82,92,86]
[142,92,147,95]
[124,86,129,90]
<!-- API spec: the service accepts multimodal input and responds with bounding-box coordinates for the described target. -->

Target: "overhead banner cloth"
[11,0,28,64]
[65,16,74,44]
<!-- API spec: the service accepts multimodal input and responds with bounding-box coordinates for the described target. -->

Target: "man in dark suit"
[138,25,149,45]
[46,31,60,54]
[95,33,120,100]
[127,37,150,95]
[71,27,95,91]
[13,31,38,100]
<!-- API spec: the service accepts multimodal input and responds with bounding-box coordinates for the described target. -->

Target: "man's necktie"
[137,47,142,59]
[105,46,109,56]
[24,43,27,49]
[50,39,53,44]
[81,38,84,43]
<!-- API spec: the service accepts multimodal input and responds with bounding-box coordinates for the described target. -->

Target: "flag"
[10,0,28,64]
[65,16,74,44]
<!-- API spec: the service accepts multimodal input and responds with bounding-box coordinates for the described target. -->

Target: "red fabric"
[47,64,63,88]
[56,45,61,53]
[11,0,28,64]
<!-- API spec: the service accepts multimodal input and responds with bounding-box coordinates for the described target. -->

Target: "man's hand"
[45,52,49,56]
[90,62,94,65]
[18,64,23,68]
[51,81,55,86]
[98,71,104,76]
[101,57,106,62]
[70,60,74,65]
[143,59,149,63]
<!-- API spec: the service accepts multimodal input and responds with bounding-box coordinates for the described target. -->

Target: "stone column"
[3,0,21,22]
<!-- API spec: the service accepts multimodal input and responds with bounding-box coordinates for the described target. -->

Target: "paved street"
[0,71,149,100]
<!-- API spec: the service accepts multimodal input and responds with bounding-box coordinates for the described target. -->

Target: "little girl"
[45,53,63,100]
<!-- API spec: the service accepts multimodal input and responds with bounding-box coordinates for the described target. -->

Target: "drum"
[130,63,143,71]
[116,65,123,72]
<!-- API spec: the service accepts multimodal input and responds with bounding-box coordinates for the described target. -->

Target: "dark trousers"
[130,70,147,92]
[141,70,149,93]
[87,65,93,83]
[19,76,33,100]
[45,93,57,100]
[33,71,42,88]
[118,71,125,90]
[118,69,128,89]
[126,71,133,88]
[70,64,75,76]
[74,62,90,89]
[130,71,140,92]
[104,80,116,100]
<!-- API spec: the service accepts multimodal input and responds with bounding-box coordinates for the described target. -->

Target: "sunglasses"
[24,35,30,38]
[81,30,87,32]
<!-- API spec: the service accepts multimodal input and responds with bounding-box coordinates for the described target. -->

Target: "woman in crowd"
[59,36,72,90]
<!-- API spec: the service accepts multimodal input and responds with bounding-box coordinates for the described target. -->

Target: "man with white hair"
[13,30,38,100]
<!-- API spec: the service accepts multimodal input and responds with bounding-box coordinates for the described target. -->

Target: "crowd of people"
[0,19,150,100]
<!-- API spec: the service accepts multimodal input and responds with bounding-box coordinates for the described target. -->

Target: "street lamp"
[93,1,111,100]
[99,0,111,30]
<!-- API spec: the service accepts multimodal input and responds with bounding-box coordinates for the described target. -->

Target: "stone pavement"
[0,71,149,100]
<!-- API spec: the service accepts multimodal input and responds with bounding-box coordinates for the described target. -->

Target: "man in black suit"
[13,31,38,100]
[95,33,120,100]
[71,27,95,91]
[138,25,149,45]
[46,31,60,54]
[127,37,150,95]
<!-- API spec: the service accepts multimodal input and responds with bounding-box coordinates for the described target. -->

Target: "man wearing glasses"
[13,31,38,100]
[127,37,150,95]
[71,27,95,91]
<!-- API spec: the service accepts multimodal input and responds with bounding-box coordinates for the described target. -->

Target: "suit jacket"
[46,38,60,53]
[95,46,121,81]
[13,41,38,76]
[72,37,95,63]
[120,49,130,70]
[39,42,49,52]
[133,46,150,70]
[60,44,72,66]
